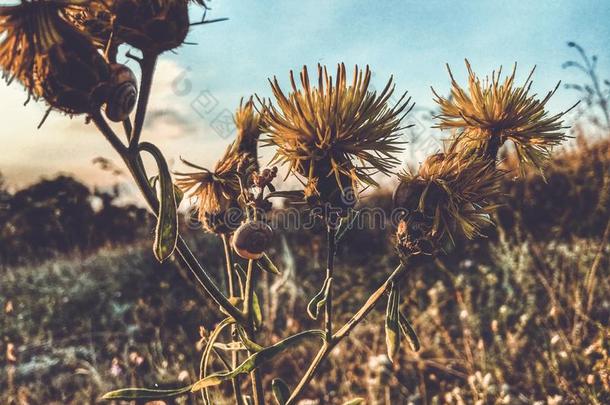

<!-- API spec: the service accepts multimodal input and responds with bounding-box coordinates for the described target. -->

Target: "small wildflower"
[6,342,17,363]
[109,357,123,377]
[4,300,13,314]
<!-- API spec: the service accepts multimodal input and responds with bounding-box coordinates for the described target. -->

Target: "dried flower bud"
[176,99,263,234]
[0,0,113,116]
[232,220,273,260]
[394,151,503,259]
[116,0,190,53]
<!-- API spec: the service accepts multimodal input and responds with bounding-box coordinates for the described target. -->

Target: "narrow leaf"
[399,311,421,352]
[200,318,235,403]
[307,276,332,320]
[192,330,325,391]
[212,342,246,352]
[272,378,291,405]
[252,291,263,329]
[143,145,178,262]
[257,253,281,275]
[342,398,366,405]
[102,385,192,400]
[385,282,401,363]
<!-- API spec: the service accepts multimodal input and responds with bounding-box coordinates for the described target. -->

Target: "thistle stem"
[324,223,337,340]
[130,53,158,149]
[221,235,244,405]
[91,113,246,324]
[243,259,255,320]
[286,263,407,405]
[222,234,236,298]
[243,259,266,404]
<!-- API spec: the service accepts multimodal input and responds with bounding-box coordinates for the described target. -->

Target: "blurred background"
[0,1,609,404]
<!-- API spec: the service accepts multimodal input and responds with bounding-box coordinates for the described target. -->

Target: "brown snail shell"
[232,221,273,260]
[104,64,138,122]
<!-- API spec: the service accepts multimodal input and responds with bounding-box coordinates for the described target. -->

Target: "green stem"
[324,224,337,340]
[130,53,157,149]
[286,263,407,405]
[91,114,245,324]
[243,259,255,320]
[243,259,265,404]
[221,235,244,405]
[222,234,237,298]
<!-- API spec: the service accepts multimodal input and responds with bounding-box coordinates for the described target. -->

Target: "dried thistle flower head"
[433,60,574,173]
[77,0,206,55]
[176,99,263,233]
[264,63,413,211]
[0,0,112,116]
[393,150,503,258]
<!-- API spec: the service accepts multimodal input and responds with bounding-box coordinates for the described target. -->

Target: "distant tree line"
[0,174,152,266]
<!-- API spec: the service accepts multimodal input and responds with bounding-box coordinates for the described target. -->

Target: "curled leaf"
[271,378,291,405]
[252,291,263,329]
[307,276,332,320]
[141,143,178,262]
[192,330,325,392]
[102,385,192,400]
[399,311,421,352]
[385,282,401,363]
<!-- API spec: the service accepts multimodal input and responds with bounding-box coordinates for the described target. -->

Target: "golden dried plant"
[0,0,111,115]
[175,99,262,233]
[433,60,574,173]
[394,149,503,256]
[264,63,413,208]
[71,0,207,55]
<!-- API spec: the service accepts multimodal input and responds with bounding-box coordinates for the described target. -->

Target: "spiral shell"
[232,221,273,260]
[104,64,138,122]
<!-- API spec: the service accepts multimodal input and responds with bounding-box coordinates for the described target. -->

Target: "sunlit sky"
[1,0,609,192]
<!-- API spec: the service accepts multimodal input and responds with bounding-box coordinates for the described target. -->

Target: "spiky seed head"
[393,150,503,258]
[433,60,574,173]
[175,99,263,233]
[0,0,112,115]
[73,0,205,55]
[264,63,413,211]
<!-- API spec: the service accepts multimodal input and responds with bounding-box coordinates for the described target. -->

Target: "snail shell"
[232,220,273,260]
[104,64,138,122]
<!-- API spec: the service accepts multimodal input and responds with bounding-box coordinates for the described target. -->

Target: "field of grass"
[1,138,608,404]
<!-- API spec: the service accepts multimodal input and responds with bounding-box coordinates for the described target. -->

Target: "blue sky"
[1,0,609,189]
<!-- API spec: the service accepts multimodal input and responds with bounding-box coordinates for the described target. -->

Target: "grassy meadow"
[1,136,608,405]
